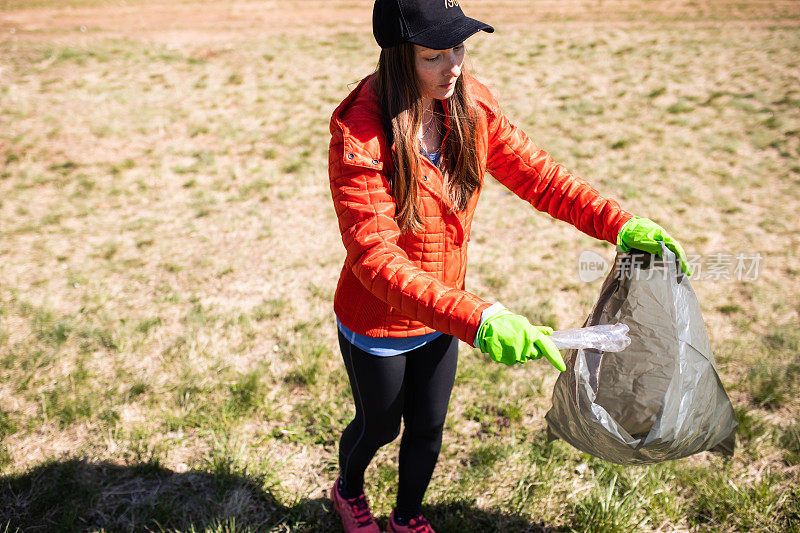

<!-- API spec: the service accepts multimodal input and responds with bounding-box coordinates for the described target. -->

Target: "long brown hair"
[375,42,482,233]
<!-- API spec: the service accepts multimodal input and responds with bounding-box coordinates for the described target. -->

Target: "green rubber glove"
[477,310,566,371]
[616,216,692,276]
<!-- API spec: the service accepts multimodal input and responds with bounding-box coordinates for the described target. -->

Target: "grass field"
[1,1,799,531]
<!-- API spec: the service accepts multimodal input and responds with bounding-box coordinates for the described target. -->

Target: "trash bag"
[545,243,738,464]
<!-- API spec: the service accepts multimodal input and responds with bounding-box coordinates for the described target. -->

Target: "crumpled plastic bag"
[550,323,631,353]
[545,243,738,464]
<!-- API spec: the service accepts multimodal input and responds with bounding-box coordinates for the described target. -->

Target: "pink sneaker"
[330,477,381,533]
[387,510,436,533]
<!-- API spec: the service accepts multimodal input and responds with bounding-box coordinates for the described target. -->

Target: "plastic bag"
[545,243,738,465]
[550,323,631,352]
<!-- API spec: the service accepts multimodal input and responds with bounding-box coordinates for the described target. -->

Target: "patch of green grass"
[98,407,120,428]
[716,303,742,314]
[609,139,629,150]
[0,445,12,470]
[97,240,119,260]
[41,378,104,428]
[750,128,784,150]
[166,365,272,431]
[464,442,507,472]
[480,269,508,291]
[279,158,305,175]
[238,177,274,201]
[370,460,400,511]
[745,358,800,409]
[666,99,695,114]
[464,402,522,438]
[192,150,215,167]
[126,381,149,401]
[77,324,124,352]
[735,405,772,444]
[47,160,79,175]
[503,434,566,509]
[763,324,800,354]
[517,300,557,330]
[165,390,213,430]
[135,316,162,335]
[779,424,800,465]
[682,467,790,531]
[280,396,348,447]
[306,281,332,302]
[33,308,74,348]
[283,342,330,388]
[455,352,510,387]
[216,266,234,278]
[226,369,267,416]
[39,212,62,226]
[727,95,760,113]
[109,158,135,176]
[562,99,604,116]
[187,124,209,137]
[0,409,17,439]
[618,180,643,200]
[225,72,243,86]
[159,261,183,273]
[567,471,648,533]
[183,302,216,326]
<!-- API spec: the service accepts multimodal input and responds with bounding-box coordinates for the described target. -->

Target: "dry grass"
[1,1,799,531]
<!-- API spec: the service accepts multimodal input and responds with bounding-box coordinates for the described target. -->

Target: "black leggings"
[337,329,459,517]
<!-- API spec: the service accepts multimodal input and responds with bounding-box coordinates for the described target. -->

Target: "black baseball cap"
[373,0,494,50]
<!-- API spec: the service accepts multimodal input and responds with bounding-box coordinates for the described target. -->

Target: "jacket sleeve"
[481,92,633,245]
[329,129,491,345]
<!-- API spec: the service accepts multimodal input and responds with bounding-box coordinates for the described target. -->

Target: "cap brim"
[407,17,494,50]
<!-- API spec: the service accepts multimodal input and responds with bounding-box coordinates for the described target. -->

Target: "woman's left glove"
[616,216,692,276]
[476,309,566,371]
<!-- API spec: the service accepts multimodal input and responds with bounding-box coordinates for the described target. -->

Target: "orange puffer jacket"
[329,73,633,346]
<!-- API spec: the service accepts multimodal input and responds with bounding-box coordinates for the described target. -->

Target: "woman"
[327,1,690,531]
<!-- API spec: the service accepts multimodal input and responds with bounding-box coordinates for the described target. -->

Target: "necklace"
[418,112,442,154]
[419,125,441,154]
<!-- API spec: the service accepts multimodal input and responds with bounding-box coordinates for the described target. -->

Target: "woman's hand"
[616,216,692,276]
[477,310,566,371]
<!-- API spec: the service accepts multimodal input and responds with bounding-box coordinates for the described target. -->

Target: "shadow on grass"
[0,458,338,532]
[423,501,565,533]
[0,458,562,532]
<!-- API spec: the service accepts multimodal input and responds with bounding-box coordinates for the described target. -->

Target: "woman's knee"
[403,419,445,443]
[371,421,402,447]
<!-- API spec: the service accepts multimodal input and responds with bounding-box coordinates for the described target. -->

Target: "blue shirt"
[423,150,441,167]
[337,318,443,357]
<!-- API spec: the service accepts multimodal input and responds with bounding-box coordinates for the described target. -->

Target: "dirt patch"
[2,0,799,47]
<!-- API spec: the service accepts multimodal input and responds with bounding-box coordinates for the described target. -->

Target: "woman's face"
[413,43,466,101]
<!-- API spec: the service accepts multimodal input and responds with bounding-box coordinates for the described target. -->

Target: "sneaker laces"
[408,514,433,532]
[348,494,375,527]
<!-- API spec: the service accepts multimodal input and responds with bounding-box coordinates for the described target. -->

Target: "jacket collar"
[330,74,458,211]
[331,74,453,152]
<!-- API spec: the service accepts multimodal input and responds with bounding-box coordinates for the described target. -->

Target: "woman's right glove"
[476,307,566,371]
